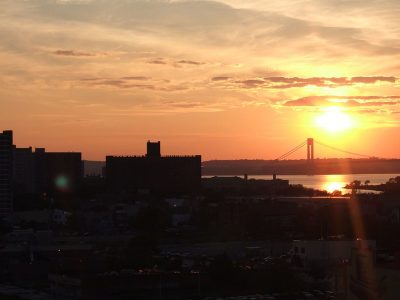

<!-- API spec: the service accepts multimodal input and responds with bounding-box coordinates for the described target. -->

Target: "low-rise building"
[290,239,376,265]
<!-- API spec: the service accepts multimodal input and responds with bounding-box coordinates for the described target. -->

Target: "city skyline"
[1,2,400,298]
[1,0,400,160]
[6,128,400,161]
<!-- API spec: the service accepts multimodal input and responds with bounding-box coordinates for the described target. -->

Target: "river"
[203,174,399,194]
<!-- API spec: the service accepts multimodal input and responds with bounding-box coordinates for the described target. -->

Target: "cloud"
[82,78,155,89]
[52,49,99,57]
[265,76,397,85]
[147,58,206,67]
[281,95,400,108]
[9,0,399,59]
[147,59,167,65]
[212,76,398,89]
[1,0,400,119]
[349,77,397,84]
[163,100,204,109]
[176,60,204,65]
[237,79,265,88]
[120,76,151,81]
[77,76,189,91]
[160,99,236,113]
[211,76,231,81]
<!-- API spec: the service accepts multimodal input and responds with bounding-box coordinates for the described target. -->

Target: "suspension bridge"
[275,138,376,161]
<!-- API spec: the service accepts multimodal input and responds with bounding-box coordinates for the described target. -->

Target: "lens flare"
[55,175,69,191]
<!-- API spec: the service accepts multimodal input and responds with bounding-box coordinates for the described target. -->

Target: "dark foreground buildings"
[106,141,201,195]
[13,147,83,195]
[13,147,82,195]
[0,130,14,216]
[33,148,83,194]
[1,130,83,217]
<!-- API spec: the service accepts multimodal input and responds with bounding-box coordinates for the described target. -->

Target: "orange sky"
[1,0,400,160]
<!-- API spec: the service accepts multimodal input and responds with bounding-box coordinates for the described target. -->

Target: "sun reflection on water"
[322,175,347,194]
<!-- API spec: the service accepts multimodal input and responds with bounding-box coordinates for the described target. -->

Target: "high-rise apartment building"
[0,130,13,216]
[13,147,35,193]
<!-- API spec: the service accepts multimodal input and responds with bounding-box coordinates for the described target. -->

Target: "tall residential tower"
[0,130,13,216]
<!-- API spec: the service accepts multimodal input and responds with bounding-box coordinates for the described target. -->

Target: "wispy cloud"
[176,60,205,65]
[77,76,189,91]
[279,95,400,109]
[211,76,231,81]
[147,58,206,67]
[51,49,113,57]
[213,76,398,89]
[1,0,400,132]
[147,59,167,65]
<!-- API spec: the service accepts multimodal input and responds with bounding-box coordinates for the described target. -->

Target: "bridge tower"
[307,138,314,161]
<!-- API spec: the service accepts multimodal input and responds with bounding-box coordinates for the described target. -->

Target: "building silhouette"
[13,147,83,195]
[1,131,83,196]
[106,141,201,195]
[13,147,35,194]
[0,130,13,216]
[146,141,161,158]
[33,148,83,194]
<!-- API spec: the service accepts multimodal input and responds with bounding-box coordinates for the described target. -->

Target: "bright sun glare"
[322,175,347,194]
[315,107,353,133]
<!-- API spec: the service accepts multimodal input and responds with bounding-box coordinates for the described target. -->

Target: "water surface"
[204,174,399,194]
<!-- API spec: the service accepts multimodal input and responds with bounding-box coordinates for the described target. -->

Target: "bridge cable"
[275,140,307,160]
[314,140,373,158]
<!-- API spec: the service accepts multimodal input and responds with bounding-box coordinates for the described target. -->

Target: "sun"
[315,107,353,133]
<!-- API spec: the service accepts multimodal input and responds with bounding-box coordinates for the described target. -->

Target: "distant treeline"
[202,158,400,175]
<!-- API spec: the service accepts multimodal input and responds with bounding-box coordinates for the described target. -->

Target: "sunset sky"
[1,0,400,160]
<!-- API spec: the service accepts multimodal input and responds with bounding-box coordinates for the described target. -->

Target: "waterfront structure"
[106,141,201,194]
[0,130,13,216]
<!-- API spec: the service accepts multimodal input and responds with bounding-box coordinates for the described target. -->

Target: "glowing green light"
[55,175,69,190]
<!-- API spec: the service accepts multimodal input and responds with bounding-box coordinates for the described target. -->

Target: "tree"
[348,180,361,193]
[351,180,361,188]
[331,190,342,197]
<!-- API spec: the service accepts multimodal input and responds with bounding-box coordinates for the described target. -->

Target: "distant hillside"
[202,158,400,175]
[83,160,105,176]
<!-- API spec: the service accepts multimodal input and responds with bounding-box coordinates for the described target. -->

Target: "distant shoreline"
[83,158,400,177]
[202,158,400,176]
[202,172,400,176]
